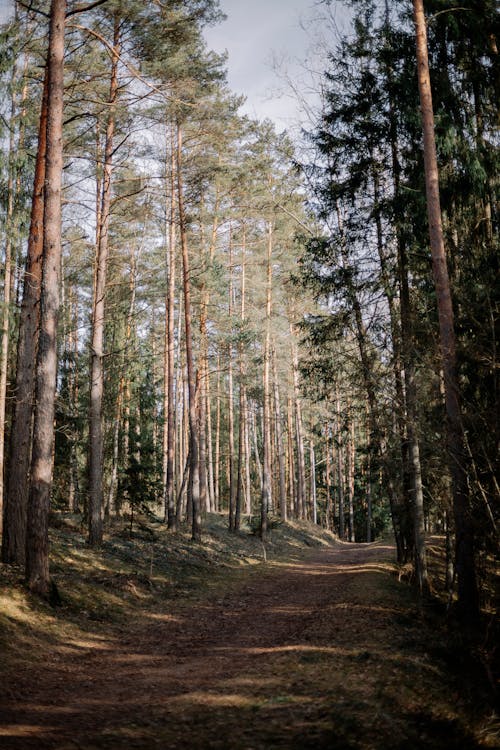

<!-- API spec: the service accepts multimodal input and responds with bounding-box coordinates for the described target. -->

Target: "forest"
[0,0,498,747]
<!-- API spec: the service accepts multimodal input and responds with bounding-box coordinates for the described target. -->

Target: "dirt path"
[0,541,493,749]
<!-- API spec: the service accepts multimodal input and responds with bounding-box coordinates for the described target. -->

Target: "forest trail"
[1,540,493,749]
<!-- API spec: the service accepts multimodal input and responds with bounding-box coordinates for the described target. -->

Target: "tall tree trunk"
[336,390,345,540]
[235,225,248,530]
[287,394,297,518]
[25,0,66,595]
[243,387,252,515]
[309,438,317,525]
[214,353,221,512]
[325,422,333,531]
[163,126,177,529]
[382,33,429,591]
[260,221,273,539]
[347,405,355,542]
[290,326,306,519]
[88,15,120,547]
[176,125,201,541]
[206,371,215,512]
[413,0,478,621]
[0,57,20,535]
[227,228,236,530]
[272,347,287,520]
[2,67,48,565]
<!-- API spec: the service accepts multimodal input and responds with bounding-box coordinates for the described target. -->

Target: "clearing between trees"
[0,515,497,749]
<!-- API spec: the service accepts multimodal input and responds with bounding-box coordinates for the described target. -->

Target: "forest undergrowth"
[0,513,498,749]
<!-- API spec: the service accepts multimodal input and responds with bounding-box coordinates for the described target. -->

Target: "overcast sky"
[0,0,353,132]
[204,0,352,131]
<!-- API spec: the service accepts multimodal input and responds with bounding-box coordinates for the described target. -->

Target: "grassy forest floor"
[0,513,498,749]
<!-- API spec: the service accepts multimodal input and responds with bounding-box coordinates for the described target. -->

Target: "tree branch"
[66,0,110,17]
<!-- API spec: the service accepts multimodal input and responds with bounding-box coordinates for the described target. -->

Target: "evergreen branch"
[66,0,110,17]
[16,1,49,18]
[67,22,197,109]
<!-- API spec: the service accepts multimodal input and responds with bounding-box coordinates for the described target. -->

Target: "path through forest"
[1,540,492,749]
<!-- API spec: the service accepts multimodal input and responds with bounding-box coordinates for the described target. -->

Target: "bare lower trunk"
[336,391,345,540]
[214,355,221,512]
[347,407,355,542]
[0,64,19,535]
[325,423,333,531]
[413,0,478,622]
[310,439,317,525]
[25,0,66,595]
[206,373,215,512]
[287,395,297,518]
[272,347,287,520]
[290,327,306,519]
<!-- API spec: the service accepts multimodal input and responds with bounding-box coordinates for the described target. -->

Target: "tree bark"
[227,228,236,530]
[163,126,177,529]
[88,14,120,546]
[25,0,66,595]
[272,346,287,521]
[290,326,306,519]
[176,124,201,541]
[260,221,274,539]
[2,67,48,565]
[413,0,478,621]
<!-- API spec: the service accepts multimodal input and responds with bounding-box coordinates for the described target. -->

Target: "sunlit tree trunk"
[25,0,66,595]
[413,0,478,620]
[260,221,274,538]
[2,66,48,565]
[272,347,287,520]
[176,124,201,541]
[325,423,333,531]
[309,438,317,525]
[287,394,297,518]
[214,353,221,512]
[227,228,236,530]
[336,390,345,540]
[163,127,177,529]
[206,376,215,512]
[0,58,20,534]
[235,226,248,529]
[347,405,355,542]
[290,326,306,518]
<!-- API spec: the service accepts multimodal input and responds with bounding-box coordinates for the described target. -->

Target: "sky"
[204,0,353,131]
[0,0,353,132]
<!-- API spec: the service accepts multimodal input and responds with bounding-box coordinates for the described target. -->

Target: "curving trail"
[0,541,488,749]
